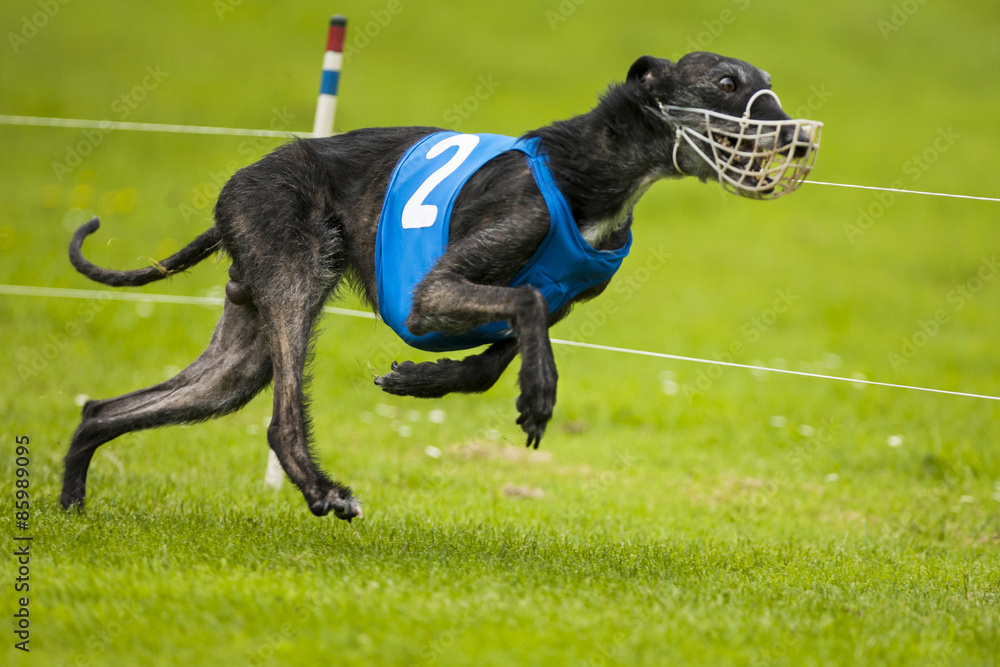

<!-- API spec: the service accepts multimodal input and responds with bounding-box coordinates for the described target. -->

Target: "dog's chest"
[580,176,657,247]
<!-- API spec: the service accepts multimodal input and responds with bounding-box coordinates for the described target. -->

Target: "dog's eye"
[719,77,737,92]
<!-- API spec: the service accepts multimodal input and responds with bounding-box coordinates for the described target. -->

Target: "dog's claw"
[374,360,452,399]
[375,360,416,395]
[60,495,86,511]
[309,491,363,522]
[515,393,551,450]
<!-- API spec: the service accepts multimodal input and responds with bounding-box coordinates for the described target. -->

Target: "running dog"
[61,52,821,521]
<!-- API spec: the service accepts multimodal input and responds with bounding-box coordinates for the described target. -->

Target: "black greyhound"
[61,52,821,521]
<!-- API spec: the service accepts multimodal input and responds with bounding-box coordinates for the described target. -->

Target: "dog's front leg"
[375,338,519,398]
[406,275,556,448]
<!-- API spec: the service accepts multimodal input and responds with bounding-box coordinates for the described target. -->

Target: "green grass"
[2,0,999,664]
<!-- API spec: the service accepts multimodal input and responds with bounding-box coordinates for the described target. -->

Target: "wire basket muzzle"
[661,91,823,200]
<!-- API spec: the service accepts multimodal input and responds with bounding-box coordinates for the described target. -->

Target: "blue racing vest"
[375,131,632,352]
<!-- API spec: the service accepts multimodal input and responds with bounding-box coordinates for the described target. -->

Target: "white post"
[264,449,285,491]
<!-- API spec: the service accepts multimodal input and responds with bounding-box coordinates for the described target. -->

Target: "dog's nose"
[778,126,811,158]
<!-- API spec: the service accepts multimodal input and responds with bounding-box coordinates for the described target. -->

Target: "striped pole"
[312,15,347,137]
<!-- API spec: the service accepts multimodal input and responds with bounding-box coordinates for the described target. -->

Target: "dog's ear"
[626,56,674,100]
[627,55,656,83]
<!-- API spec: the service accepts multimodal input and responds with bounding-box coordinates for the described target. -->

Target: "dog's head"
[627,52,822,199]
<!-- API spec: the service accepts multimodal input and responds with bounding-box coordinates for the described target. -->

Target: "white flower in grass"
[135,301,154,318]
[374,403,396,419]
[659,370,679,395]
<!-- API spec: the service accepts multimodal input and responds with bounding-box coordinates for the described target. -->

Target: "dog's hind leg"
[256,282,362,522]
[60,299,272,509]
[374,338,519,398]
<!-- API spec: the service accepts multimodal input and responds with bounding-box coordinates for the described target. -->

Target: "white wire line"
[0,114,313,138]
[0,284,374,319]
[1,113,999,203]
[549,339,1000,402]
[804,180,1000,204]
[1,283,996,402]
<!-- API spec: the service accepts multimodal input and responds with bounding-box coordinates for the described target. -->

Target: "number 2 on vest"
[401,134,481,229]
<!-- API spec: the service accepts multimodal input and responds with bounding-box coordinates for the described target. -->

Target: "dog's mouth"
[713,133,786,193]
[716,134,774,186]
[659,90,823,200]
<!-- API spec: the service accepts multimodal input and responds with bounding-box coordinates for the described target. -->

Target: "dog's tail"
[69,217,222,287]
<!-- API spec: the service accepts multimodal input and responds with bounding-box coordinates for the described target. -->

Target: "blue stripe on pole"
[320,70,340,95]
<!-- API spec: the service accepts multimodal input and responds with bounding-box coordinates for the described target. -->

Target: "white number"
[401,134,480,229]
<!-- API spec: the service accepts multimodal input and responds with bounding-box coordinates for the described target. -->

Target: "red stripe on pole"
[326,16,347,53]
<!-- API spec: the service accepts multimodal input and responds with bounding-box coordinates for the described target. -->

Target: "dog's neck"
[527,82,678,247]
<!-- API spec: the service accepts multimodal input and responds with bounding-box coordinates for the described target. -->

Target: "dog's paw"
[515,390,554,449]
[60,474,89,511]
[60,490,86,511]
[515,353,557,449]
[308,489,363,522]
[374,360,449,398]
[373,360,411,394]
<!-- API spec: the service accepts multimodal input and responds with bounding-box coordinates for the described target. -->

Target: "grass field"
[2,0,999,665]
